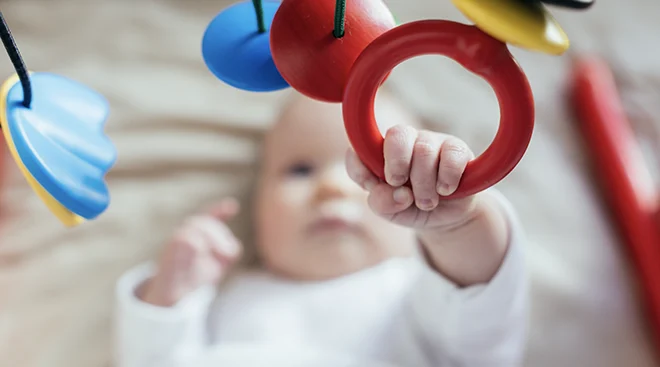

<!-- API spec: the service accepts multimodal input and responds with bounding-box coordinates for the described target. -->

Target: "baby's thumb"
[367,183,414,216]
[205,197,241,221]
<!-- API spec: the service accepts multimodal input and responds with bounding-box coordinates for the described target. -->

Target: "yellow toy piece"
[452,0,570,55]
[0,74,85,227]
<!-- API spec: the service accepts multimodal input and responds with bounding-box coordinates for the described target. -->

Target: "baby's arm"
[417,190,511,287]
[114,199,242,367]
[115,264,219,367]
[409,190,527,366]
[347,126,528,365]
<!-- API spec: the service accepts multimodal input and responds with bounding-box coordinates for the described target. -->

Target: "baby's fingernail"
[364,179,377,191]
[416,198,436,211]
[389,174,407,186]
[437,183,454,196]
[393,187,412,204]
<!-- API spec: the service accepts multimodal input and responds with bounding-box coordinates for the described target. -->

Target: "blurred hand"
[139,198,242,307]
[346,125,479,231]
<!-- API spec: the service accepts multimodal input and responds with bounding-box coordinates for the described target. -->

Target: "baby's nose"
[315,164,361,200]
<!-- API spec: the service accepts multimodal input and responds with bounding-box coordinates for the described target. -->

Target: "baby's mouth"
[309,217,359,233]
[307,202,364,235]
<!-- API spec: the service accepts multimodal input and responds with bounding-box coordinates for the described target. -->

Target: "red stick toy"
[570,55,660,349]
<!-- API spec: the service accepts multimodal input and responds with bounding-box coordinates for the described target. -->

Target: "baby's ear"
[205,197,241,221]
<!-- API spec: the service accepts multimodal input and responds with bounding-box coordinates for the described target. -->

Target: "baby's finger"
[345,148,379,191]
[437,138,474,196]
[187,216,241,261]
[367,182,414,216]
[383,125,417,187]
[171,225,206,259]
[410,131,442,211]
[205,198,241,221]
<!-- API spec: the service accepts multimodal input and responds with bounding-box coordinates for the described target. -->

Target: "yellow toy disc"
[452,0,570,55]
[0,74,85,227]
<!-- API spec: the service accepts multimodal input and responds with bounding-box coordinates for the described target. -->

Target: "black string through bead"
[333,0,347,38]
[252,0,267,33]
[0,12,32,109]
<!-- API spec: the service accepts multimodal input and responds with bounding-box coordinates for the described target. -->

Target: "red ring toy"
[343,20,535,199]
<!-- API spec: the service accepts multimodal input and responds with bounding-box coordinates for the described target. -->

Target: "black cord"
[0,11,32,108]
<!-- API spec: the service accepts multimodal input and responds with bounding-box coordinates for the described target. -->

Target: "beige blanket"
[1,0,659,366]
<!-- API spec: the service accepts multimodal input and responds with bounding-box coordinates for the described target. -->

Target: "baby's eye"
[286,162,314,177]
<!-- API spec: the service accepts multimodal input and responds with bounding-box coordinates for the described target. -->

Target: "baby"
[114,91,528,367]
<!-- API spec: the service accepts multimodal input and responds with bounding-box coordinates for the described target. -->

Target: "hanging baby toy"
[202,0,593,198]
[0,12,116,227]
[0,1,593,228]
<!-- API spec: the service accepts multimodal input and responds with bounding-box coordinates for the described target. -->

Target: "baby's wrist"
[136,277,186,307]
[416,212,481,247]
[416,192,510,286]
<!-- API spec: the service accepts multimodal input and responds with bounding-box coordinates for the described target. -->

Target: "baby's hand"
[347,125,478,230]
[139,198,242,307]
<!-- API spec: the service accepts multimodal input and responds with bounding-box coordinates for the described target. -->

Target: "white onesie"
[114,192,528,367]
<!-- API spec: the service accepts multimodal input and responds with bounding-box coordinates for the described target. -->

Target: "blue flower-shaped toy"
[0,72,116,227]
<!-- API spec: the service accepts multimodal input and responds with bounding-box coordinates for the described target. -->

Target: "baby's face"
[254,93,417,280]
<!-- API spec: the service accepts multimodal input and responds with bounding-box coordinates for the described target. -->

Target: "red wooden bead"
[269,0,396,103]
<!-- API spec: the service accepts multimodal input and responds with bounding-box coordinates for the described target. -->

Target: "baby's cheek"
[267,182,311,231]
[280,182,308,203]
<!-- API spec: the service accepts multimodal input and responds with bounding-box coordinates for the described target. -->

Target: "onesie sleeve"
[409,189,528,366]
[113,262,218,367]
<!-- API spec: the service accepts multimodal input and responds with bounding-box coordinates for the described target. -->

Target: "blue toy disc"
[202,0,289,92]
[4,73,116,219]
